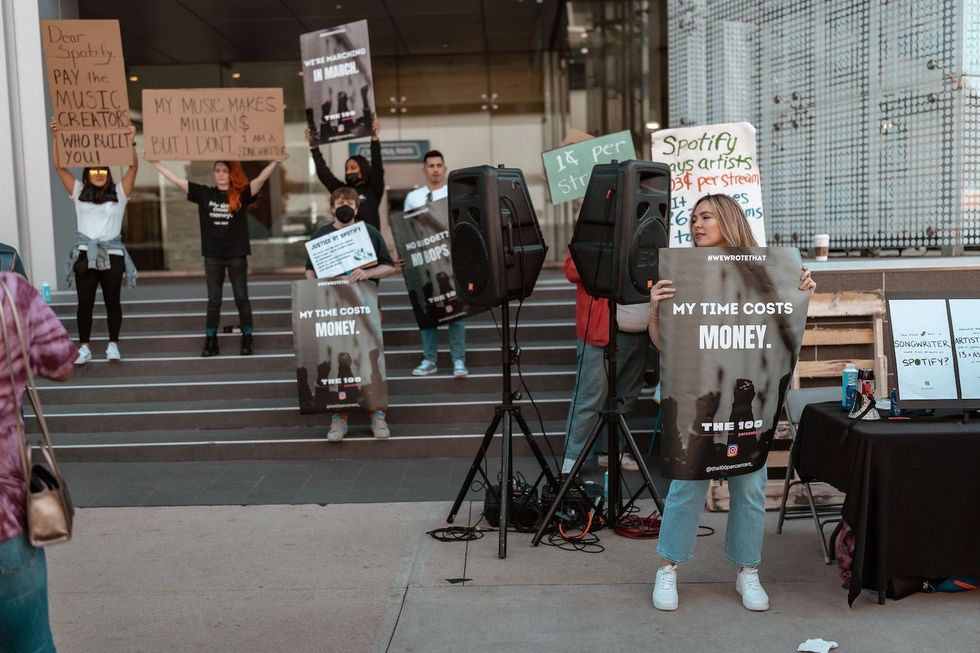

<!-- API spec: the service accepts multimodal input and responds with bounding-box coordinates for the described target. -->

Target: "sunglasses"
[89,168,109,175]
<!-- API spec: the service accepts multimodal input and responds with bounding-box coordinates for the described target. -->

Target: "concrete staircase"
[37,270,658,462]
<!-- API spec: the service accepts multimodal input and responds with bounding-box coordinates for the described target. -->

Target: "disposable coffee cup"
[813,234,830,261]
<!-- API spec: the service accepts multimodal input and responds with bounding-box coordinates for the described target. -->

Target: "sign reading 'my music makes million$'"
[40,20,132,167]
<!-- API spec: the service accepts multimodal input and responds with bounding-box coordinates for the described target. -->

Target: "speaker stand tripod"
[447,299,560,558]
[532,305,664,546]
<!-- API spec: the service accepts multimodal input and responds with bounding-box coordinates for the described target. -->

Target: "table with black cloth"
[793,401,980,606]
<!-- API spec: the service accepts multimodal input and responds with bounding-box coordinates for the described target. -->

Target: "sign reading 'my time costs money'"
[542,130,636,204]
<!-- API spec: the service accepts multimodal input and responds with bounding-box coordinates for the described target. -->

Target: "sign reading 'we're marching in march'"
[300,20,376,146]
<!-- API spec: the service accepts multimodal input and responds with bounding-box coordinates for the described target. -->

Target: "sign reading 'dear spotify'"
[41,19,132,167]
[542,130,636,204]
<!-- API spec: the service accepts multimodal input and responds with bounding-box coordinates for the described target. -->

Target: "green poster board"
[541,130,636,204]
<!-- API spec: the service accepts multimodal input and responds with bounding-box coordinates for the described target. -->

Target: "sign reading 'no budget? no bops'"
[142,89,286,161]
[41,19,132,167]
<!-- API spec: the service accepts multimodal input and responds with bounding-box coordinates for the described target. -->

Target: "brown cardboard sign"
[40,19,131,167]
[142,88,286,161]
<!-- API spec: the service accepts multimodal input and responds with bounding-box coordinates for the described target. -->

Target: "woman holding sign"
[50,121,139,365]
[146,156,284,356]
[648,193,816,612]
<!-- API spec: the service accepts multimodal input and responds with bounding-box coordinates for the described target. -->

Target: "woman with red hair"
[146,157,285,356]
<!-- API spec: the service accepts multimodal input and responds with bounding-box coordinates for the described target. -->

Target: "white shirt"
[72,180,128,253]
[403,184,448,212]
[617,302,651,333]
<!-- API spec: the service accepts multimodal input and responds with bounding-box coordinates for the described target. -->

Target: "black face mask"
[345,172,360,185]
[335,205,356,224]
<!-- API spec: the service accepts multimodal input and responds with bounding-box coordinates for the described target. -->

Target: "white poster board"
[305,222,377,279]
[650,122,766,247]
[887,292,980,409]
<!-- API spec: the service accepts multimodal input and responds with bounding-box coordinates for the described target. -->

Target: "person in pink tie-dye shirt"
[0,271,76,651]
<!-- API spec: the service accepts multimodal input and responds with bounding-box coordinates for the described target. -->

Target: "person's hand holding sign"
[799,266,816,295]
[347,268,370,284]
[648,279,676,349]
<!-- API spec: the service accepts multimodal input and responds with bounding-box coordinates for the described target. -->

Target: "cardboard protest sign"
[142,88,285,161]
[887,293,980,405]
[305,222,377,279]
[657,247,808,480]
[388,198,484,329]
[40,20,131,167]
[542,130,636,203]
[300,20,376,145]
[651,122,765,247]
[292,279,387,414]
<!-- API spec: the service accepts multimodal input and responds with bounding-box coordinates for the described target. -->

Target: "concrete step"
[48,284,575,317]
[27,392,660,434]
[37,367,586,404]
[61,318,576,348]
[38,421,658,462]
[58,343,580,378]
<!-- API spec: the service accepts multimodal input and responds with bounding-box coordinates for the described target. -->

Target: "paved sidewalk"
[47,503,979,653]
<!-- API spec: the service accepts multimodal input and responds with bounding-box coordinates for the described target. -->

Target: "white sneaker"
[736,567,770,611]
[327,416,348,442]
[74,344,92,365]
[452,360,468,378]
[371,411,390,439]
[105,342,122,361]
[652,564,679,611]
[412,360,437,376]
[597,453,640,471]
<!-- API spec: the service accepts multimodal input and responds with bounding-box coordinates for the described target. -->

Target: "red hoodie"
[564,253,609,347]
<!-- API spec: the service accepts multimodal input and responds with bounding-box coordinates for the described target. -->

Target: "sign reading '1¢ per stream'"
[541,130,636,204]
[142,88,286,161]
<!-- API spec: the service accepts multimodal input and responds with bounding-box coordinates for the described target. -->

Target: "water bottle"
[889,388,902,417]
[842,363,858,409]
[41,282,52,304]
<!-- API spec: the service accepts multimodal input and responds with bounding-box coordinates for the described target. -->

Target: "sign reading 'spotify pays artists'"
[142,89,286,161]
[40,20,131,167]
[651,122,765,247]
[542,130,636,203]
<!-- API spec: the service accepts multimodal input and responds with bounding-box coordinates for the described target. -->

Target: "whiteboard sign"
[305,222,377,279]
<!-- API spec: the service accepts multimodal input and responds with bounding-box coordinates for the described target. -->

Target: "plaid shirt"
[0,272,76,543]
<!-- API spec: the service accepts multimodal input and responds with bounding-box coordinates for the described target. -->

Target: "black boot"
[240,333,253,356]
[201,335,219,357]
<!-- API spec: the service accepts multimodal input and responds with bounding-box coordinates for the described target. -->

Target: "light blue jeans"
[657,465,768,567]
[563,332,649,467]
[420,320,466,363]
[0,531,57,652]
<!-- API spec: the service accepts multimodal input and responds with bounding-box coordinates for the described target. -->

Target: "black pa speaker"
[568,160,671,304]
[448,165,548,307]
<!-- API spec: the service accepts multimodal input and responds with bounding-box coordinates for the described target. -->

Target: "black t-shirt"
[187,182,253,258]
[304,221,394,285]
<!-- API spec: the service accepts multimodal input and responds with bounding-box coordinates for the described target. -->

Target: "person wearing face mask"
[50,120,139,365]
[305,187,397,441]
[146,156,285,357]
[305,119,385,232]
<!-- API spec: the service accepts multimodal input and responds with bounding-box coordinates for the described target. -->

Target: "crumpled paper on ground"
[798,639,839,653]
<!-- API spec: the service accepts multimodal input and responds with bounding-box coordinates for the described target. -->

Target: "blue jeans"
[420,320,466,363]
[0,532,56,652]
[657,465,768,567]
[563,332,649,469]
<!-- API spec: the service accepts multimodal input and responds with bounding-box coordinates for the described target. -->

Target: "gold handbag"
[0,280,74,546]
